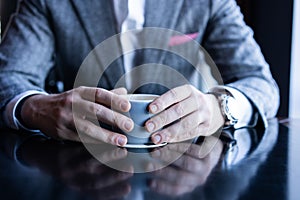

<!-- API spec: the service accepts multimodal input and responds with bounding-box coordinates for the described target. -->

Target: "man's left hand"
[145,84,225,144]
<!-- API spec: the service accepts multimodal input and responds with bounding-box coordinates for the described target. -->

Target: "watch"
[209,88,239,128]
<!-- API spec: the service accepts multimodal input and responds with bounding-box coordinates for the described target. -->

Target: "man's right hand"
[19,86,134,146]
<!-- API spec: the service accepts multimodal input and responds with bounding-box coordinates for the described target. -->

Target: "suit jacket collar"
[70,0,184,89]
[70,0,185,45]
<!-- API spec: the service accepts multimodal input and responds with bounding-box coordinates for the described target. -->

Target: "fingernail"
[117,137,127,146]
[152,134,161,144]
[150,104,158,113]
[146,122,155,132]
[121,102,129,111]
[125,120,133,131]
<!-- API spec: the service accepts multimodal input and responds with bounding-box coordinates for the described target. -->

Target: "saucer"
[123,142,167,149]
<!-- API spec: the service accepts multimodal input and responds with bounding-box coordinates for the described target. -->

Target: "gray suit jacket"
[0,0,279,128]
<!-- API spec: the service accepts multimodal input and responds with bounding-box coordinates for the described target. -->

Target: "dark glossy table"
[0,118,299,200]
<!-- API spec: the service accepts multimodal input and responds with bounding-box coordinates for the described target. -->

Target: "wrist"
[207,94,225,132]
[20,94,47,130]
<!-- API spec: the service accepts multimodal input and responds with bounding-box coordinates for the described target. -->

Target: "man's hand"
[145,84,225,144]
[20,86,134,146]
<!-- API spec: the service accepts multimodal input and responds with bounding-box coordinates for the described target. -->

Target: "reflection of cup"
[124,173,150,200]
[120,94,159,145]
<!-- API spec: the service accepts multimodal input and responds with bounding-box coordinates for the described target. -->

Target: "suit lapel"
[70,0,124,89]
[70,0,116,47]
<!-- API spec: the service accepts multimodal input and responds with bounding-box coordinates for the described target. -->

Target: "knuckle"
[95,105,103,115]
[174,103,183,115]
[198,123,209,136]
[110,97,122,111]
[107,133,117,144]
[112,113,124,127]
[175,128,194,141]
[188,129,196,138]
[161,130,171,142]
[192,112,202,126]
[76,86,88,96]
[182,119,193,129]
[81,124,92,134]
[158,113,168,126]
[112,112,120,124]
[170,88,178,100]
[73,86,82,94]
[63,95,73,106]
[94,88,105,102]
[202,121,210,129]
[95,88,103,98]
[77,86,86,91]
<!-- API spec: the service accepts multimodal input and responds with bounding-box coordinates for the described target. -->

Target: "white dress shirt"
[4,0,253,131]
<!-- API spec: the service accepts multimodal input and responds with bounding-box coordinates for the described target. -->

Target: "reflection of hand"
[145,84,224,144]
[20,140,133,199]
[147,137,223,197]
[20,87,134,146]
[57,146,133,199]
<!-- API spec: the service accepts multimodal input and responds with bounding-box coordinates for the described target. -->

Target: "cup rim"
[122,94,159,102]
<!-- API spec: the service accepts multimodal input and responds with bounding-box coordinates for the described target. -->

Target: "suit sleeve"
[0,0,54,128]
[202,0,280,126]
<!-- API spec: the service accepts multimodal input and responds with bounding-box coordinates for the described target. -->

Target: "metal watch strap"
[219,93,238,127]
[208,88,238,128]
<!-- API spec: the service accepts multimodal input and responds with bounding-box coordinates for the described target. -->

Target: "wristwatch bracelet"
[208,88,238,129]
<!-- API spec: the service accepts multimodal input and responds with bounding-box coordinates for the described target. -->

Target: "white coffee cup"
[120,94,159,145]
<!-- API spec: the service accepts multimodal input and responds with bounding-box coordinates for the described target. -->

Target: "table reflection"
[146,138,223,197]
[0,119,278,200]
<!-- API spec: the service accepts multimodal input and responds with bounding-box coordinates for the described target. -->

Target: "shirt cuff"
[4,90,49,132]
[210,86,254,129]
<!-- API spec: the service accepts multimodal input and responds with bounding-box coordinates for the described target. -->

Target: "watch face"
[224,95,239,125]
